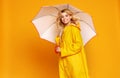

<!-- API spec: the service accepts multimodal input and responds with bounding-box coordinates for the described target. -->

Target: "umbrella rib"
[67,4,69,9]
[35,14,57,19]
[50,14,57,17]
[41,21,56,36]
[51,6,60,12]
[79,19,96,32]
[74,11,85,15]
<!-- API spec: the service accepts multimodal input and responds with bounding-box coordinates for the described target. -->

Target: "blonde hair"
[56,9,79,29]
[55,9,80,37]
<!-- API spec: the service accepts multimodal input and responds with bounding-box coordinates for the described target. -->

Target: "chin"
[63,22,69,25]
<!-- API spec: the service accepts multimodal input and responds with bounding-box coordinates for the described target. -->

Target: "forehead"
[61,12,69,16]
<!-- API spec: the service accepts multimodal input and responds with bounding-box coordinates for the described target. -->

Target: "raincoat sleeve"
[60,26,83,57]
[55,36,60,46]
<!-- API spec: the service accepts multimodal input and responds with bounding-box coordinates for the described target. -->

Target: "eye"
[65,15,69,17]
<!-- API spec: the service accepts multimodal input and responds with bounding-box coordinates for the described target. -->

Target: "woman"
[55,9,90,78]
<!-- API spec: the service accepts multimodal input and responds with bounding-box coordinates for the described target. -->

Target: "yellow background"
[1,0,120,78]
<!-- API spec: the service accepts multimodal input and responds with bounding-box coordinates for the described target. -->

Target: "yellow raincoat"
[55,23,90,78]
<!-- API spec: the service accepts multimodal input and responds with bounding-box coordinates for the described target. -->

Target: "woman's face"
[60,12,72,25]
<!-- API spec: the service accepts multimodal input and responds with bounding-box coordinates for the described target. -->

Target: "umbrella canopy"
[32,4,96,45]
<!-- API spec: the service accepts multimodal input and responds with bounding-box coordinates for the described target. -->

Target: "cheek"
[66,17,71,21]
[61,18,64,22]
[60,16,71,23]
[60,18,65,23]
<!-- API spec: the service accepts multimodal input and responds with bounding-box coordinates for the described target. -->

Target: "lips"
[63,19,68,23]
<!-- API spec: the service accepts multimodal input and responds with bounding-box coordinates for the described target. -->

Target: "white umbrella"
[32,4,96,45]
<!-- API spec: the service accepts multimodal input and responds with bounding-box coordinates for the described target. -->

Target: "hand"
[55,45,61,55]
[56,46,61,53]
